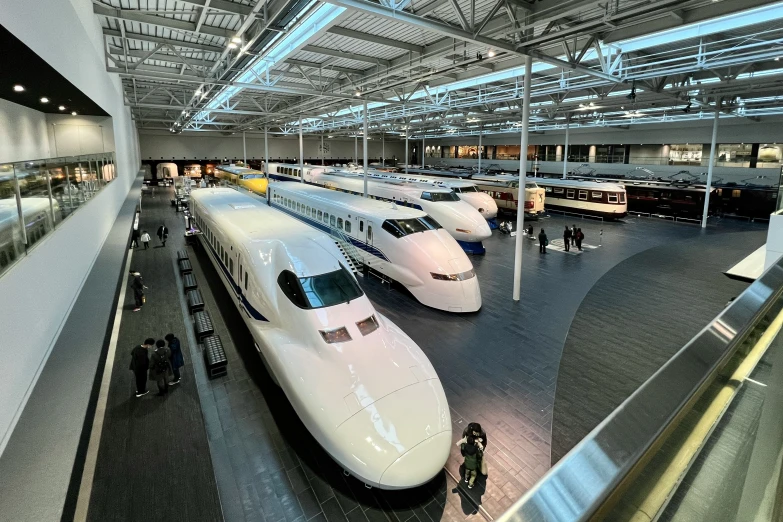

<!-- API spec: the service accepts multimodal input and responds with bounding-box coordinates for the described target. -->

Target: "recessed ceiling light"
[40,97,49,103]
[231,36,242,44]
[228,42,238,49]
[71,111,77,116]
[13,85,24,92]
[58,105,66,111]
[487,50,496,57]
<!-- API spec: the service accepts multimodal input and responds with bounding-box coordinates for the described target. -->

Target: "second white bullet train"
[189,188,452,489]
[268,182,481,312]
[265,163,492,254]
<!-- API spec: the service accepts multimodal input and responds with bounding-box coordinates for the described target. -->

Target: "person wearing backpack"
[149,339,173,396]
[576,228,584,251]
[165,333,184,385]
[538,228,548,254]
[129,339,153,398]
[461,436,481,489]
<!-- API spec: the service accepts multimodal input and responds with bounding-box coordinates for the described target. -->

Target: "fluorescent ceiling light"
[13,85,24,92]
[40,97,49,103]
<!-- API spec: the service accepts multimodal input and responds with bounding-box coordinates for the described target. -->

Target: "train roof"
[191,188,344,277]
[323,172,455,193]
[272,182,426,220]
[216,165,264,175]
[0,198,52,227]
[370,172,477,188]
[532,177,627,191]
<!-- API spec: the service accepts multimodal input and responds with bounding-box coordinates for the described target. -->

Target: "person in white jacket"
[140,231,151,249]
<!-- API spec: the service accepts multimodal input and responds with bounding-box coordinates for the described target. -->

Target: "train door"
[367,220,375,246]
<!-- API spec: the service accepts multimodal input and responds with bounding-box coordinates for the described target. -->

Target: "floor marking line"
[73,249,134,522]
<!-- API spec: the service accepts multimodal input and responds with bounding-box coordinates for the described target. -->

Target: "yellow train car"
[215,165,268,195]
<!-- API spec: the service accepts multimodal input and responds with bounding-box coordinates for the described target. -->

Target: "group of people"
[130,224,169,249]
[458,422,488,489]
[562,225,585,252]
[129,334,184,397]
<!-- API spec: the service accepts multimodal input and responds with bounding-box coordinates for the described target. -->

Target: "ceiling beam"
[102,28,224,53]
[326,26,424,53]
[94,4,232,39]
[286,58,364,76]
[178,0,254,16]
[302,45,391,66]
[109,45,215,68]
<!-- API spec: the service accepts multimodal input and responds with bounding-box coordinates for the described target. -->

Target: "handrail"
[498,254,783,522]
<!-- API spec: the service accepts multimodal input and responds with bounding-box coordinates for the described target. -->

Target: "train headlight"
[355,315,379,336]
[319,326,352,344]
[430,269,476,281]
[456,228,471,233]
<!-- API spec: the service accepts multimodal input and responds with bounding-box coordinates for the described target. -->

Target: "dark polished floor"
[87,186,767,522]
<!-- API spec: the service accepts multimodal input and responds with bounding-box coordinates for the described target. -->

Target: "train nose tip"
[380,431,452,489]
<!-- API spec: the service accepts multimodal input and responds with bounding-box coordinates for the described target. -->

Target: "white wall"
[138,131,407,161]
[0,0,140,455]
[0,99,51,163]
[46,114,115,156]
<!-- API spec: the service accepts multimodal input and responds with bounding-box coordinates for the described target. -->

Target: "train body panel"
[215,165,269,195]
[266,163,491,254]
[189,188,451,489]
[0,197,60,270]
[531,178,628,219]
[156,162,179,179]
[268,182,481,312]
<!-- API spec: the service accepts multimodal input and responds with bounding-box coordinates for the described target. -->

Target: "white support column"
[562,120,570,179]
[422,135,425,167]
[363,100,368,198]
[243,131,247,164]
[354,132,358,165]
[702,108,720,228]
[513,55,532,302]
[478,129,482,174]
[264,126,269,175]
[321,134,325,165]
[405,130,409,174]
[299,115,304,183]
[382,133,385,167]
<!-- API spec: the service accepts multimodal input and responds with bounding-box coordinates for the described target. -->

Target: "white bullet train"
[265,163,492,254]
[189,188,452,489]
[361,171,498,220]
[268,182,481,312]
[0,197,60,271]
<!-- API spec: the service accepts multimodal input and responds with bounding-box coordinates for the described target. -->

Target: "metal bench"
[182,272,197,290]
[177,250,189,261]
[179,258,193,274]
[187,289,205,313]
[202,335,227,379]
[193,310,214,340]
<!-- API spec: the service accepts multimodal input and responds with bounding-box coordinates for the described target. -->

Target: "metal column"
[363,100,368,197]
[12,165,27,248]
[264,126,269,175]
[243,131,247,164]
[562,120,570,179]
[382,133,385,167]
[422,135,425,167]
[513,55,532,302]
[354,132,358,165]
[321,134,325,165]
[65,165,74,210]
[477,130,482,174]
[405,131,409,174]
[298,116,304,183]
[45,169,56,226]
[702,108,720,228]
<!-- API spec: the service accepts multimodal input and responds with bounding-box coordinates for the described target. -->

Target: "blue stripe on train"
[269,200,391,262]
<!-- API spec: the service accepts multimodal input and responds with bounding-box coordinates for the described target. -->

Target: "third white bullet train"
[268,182,481,312]
[189,188,452,489]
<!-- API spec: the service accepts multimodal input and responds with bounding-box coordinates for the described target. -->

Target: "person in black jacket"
[165,333,184,385]
[129,271,147,312]
[538,229,548,254]
[149,340,173,396]
[157,224,168,247]
[129,339,154,397]
[576,228,584,251]
[563,226,571,252]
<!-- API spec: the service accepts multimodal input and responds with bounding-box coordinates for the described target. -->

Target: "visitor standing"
[149,340,173,396]
[165,333,184,385]
[129,339,153,397]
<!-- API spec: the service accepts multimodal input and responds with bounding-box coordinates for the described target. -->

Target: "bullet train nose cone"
[380,431,452,489]
[336,380,451,489]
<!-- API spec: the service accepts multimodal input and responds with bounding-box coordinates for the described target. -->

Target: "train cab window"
[359,220,364,232]
[592,191,603,200]
[566,189,575,199]
[278,266,363,310]
[619,193,626,203]
[420,191,459,202]
[382,217,441,238]
[578,190,587,200]
[317,210,323,220]
[330,215,336,227]
[345,221,351,233]
[608,194,619,203]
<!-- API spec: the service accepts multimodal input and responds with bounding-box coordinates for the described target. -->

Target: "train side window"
[732,189,741,198]
[318,210,323,220]
[578,190,587,200]
[324,212,329,223]
[592,191,602,199]
[345,221,351,233]
[545,186,552,193]
[0,251,7,268]
[229,258,234,274]
[608,194,619,203]
[367,226,373,241]
[244,272,248,291]
[567,189,575,199]
[330,215,336,227]
[619,193,626,203]
[359,220,364,232]
[337,218,343,230]
[297,202,301,212]
[554,188,564,194]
